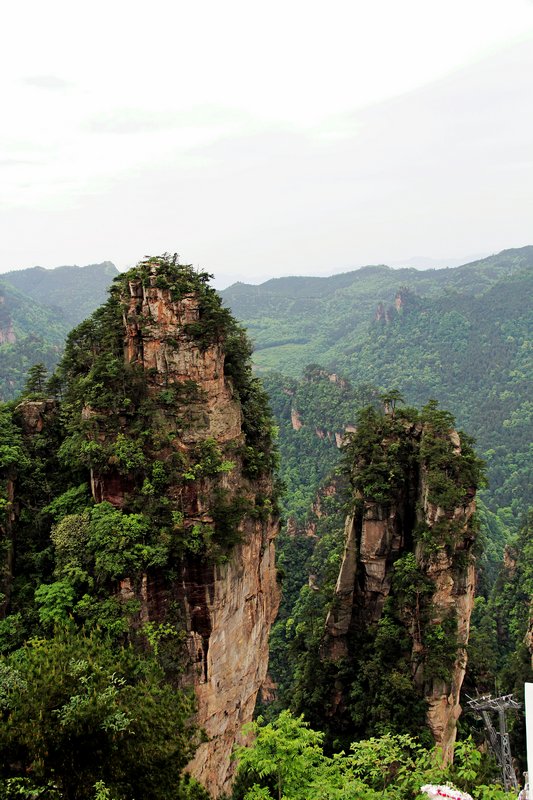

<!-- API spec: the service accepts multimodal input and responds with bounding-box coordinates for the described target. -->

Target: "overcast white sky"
[1,0,532,287]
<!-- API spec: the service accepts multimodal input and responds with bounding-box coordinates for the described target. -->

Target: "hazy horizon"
[3,245,526,292]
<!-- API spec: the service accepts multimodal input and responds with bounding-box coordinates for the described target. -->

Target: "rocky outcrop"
[0,320,16,344]
[375,301,393,324]
[85,263,280,796]
[374,288,418,324]
[124,279,242,444]
[291,408,303,431]
[183,523,278,791]
[414,468,476,762]
[15,399,57,435]
[324,417,478,760]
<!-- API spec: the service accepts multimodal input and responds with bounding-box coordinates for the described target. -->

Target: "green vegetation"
[232,710,508,800]
[0,629,205,800]
[222,247,533,525]
[0,262,118,401]
[0,255,278,798]
[0,248,531,796]
[464,512,533,761]
[263,368,377,520]
[270,400,487,749]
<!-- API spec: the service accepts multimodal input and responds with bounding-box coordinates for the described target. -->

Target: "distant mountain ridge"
[0,249,531,524]
[221,246,533,523]
[0,261,119,400]
[3,261,118,327]
[222,246,533,320]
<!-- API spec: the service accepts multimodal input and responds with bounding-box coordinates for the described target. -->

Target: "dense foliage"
[0,263,117,401]
[0,250,531,796]
[222,247,533,526]
[0,629,204,800]
[232,711,508,800]
[271,400,489,751]
[0,255,278,799]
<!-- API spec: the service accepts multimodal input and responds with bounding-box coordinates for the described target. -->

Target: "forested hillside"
[0,256,278,799]
[0,251,531,798]
[0,262,118,401]
[222,247,533,526]
[231,251,533,784]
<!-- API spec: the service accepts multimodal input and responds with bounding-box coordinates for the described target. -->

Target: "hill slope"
[0,262,118,399]
[222,247,533,522]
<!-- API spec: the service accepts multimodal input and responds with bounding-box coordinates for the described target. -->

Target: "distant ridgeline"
[2,249,531,525]
[222,247,533,526]
[0,262,118,401]
[0,251,531,795]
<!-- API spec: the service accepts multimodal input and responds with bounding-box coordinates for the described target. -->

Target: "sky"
[1,0,532,288]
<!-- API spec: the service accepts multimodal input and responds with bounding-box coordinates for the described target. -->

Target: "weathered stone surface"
[0,321,16,344]
[185,519,279,793]
[291,408,303,431]
[324,423,477,760]
[15,399,57,434]
[124,280,242,445]
[325,514,357,655]
[418,449,477,760]
[88,272,280,797]
[526,606,533,669]
[0,296,16,344]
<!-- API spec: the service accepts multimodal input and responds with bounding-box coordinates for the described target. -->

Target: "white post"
[526,683,533,793]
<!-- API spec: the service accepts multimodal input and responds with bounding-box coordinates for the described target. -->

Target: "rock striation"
[323,409,480,761]
[72,259,280,796]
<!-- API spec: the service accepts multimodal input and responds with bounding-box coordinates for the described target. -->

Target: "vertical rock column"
[90,269,281,796]
[324,420,478,759]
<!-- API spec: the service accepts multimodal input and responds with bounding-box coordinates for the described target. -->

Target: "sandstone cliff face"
[85,266,280,796]
[15,399,57,435]
[414,465,476,762]
[527,610,533,669]
[324,417,478,760]
[183,522,278,792]
[124,278,241,444]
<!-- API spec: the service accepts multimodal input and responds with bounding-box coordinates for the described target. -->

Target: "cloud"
[0,158,40,166]
[22,75,73,90]
[84,106,257,135]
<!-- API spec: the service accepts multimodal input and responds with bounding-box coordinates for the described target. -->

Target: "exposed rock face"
[415,473,476,762]
[15,399,57,435]
[324,419,478,760]
[375,301,392,323]
[124,279,242,444]
[527,609,533,669]
[0,320,16,344]
[86,265,280,796]
[183,524,278,791]
[291,407,303,431]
